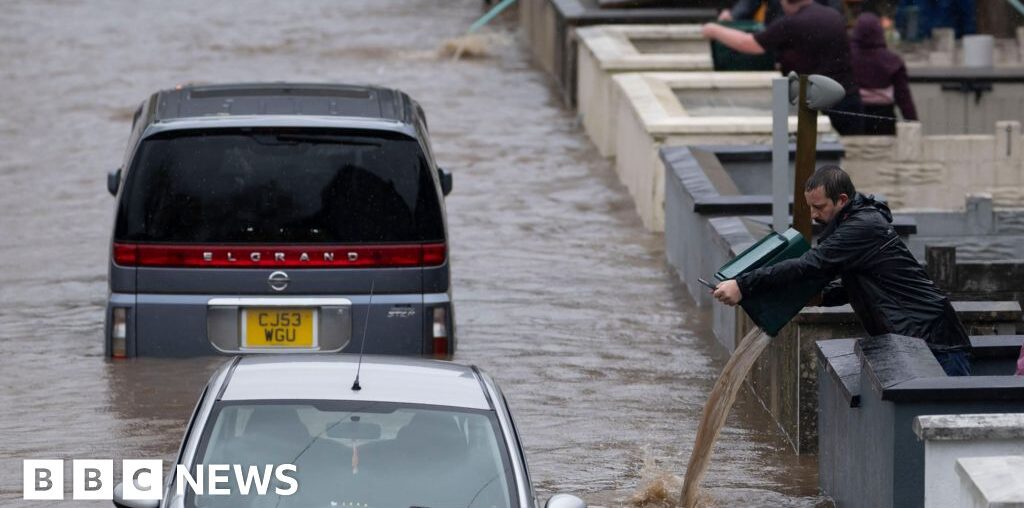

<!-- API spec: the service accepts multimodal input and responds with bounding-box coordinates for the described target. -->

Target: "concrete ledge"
[915,414,1024,441]
[576,25,710,157]
[613,72,834,231]
[956,456,1024,507]
[518,0,716,106]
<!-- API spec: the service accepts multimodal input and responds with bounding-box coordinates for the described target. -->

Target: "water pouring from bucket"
[679,228,828,507]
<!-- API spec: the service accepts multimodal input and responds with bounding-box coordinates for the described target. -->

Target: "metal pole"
[793,75,817,240]
[771,77,789,233]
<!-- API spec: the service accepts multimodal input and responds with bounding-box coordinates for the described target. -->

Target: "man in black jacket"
[713,166,973,376]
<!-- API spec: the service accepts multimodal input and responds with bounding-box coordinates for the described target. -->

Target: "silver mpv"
[111,355,587,508]
[105,83,455,358]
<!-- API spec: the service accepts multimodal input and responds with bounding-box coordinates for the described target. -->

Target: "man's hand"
[700,23,765,54]
[717,9,734,22]
[701,23,721,40]
[713,279,743,306]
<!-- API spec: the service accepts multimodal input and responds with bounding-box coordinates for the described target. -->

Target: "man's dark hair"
[804,165,856,203]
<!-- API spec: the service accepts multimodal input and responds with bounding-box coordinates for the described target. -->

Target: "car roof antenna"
[351,280,374,391]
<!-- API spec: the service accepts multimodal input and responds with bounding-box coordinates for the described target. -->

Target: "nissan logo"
[268,271,290,292]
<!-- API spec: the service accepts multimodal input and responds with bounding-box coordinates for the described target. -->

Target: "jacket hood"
[852,12,886,49]
[841,193,893,223]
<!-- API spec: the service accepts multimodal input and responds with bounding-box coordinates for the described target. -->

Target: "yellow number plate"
[244,308,315,348]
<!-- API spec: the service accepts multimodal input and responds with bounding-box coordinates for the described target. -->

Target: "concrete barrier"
[517,0,718,106]
[613,72,834,230]
[956,455,1024,507]
[843,121,1024,210]
[817,335,1024,508]
[575,24,710,157]
[914,414,1024,508]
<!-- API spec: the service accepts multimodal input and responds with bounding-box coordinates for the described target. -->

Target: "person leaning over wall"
[701,0,865,135]
[851,12,918,135]
[712,166,974,376]
[717,0,842,25]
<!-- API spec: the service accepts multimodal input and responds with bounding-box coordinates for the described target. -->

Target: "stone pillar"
[929,28,957,66]
[965,193,995,233]
[896,121,923,162]
[1017,26,1024,63]
[934,28,956,54]
[925,245,957,291]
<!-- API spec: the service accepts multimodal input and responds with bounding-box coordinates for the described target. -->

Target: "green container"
[715,228,826,336]
[709,21,776,71]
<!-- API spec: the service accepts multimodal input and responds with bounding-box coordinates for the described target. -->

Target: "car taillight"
[111,308,127,359]
[432,307,449,358]
[110,243,447,268]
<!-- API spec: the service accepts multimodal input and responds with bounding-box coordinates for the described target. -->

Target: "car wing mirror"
[112,481,160,508]
[438,167,453,197]
[107,168,122,197]
[545,494,587,508]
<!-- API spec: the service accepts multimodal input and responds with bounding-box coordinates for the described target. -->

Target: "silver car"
[112,355,586,508]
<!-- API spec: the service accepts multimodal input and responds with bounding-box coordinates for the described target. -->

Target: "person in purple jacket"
[851,12,919,135]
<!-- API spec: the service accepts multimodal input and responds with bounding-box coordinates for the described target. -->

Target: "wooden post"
[793,75,817,240]
[925,245,958,291]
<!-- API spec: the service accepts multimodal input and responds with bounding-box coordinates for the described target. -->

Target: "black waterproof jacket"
[736,194,972,352]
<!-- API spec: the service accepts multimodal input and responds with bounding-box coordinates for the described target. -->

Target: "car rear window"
[114,128,444,244]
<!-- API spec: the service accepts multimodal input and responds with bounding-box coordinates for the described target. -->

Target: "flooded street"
[0,1,822,505]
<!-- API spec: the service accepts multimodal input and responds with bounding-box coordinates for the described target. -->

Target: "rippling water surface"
[0,1,823,506]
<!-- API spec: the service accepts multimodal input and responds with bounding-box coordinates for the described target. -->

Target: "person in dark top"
[712,166,973,376]
[851,12,918,135]
[717,0,842,25]
[702,0,865,135]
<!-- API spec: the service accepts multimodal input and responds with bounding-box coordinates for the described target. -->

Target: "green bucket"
[710,21,776,71]
[715,228,827,336]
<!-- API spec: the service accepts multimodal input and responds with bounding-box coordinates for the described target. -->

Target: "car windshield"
[186,401,515,508]
[115,128,444,244]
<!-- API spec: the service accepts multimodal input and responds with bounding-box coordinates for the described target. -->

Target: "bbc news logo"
[23,460,298,500]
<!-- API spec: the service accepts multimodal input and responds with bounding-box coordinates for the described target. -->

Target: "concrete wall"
[956,456,1024,507]
[845,121,1024,210]
[576,25,710,157]
[907,195,1024,263]
[613,72,833,231]
[913,414,1024,508]
[817,335,1024,508]
[518,0,716,106]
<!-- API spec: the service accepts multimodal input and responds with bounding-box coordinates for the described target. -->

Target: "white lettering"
[274,465,298,496]
[299,252,310,262]
[84,468,102,491]
[227,252,237,262]
[175,465,203,496]
[250,253,261,263]
[203,252,213,262]
[132,469,150,491]
[23,460,63,500]
[207,464,230,495]
[233,465,273,496]
[274,252,285,262]
[323,252,334,262]
[73,460,114,499]
[124,460,162,501]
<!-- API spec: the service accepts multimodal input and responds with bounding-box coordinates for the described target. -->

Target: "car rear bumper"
[105,292,454,358]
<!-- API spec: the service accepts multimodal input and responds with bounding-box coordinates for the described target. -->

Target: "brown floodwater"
[0,1,824,506]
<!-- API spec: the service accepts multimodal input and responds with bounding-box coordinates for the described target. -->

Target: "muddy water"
[681,329,773,507]
[0,1,822,506]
